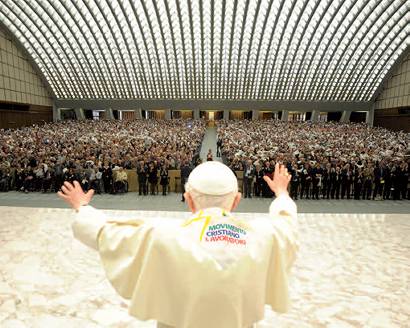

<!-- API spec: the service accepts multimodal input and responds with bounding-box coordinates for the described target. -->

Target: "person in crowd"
[15,166,24,191]
[399,163,410,199]
[94,168,104,194]
[206,149,213,161]
[354,168,364,200]
[42,164,53,192]
[300,163,311,199]
[64,167,76,183]
[148,162,158,195]
[362,166,373,200]
[341,164,352,200]
[54,161,64,192]
[102,163,113,194]
[87,166,96,193]
[262,161,274,198]
[289,163,300,200]
[390,166,400,201]
[322,163,331,199]
[311,163,322,200]
[22,166,35,193]
[137,160,148,196]
[382,165,392,200]
[243,160,255,198]
[34,164,45,191]
[180,160,192,202]
[80,170,90,192]
[330,166,341,199]
[114,167,128,193]
[254,163,265,197]
[159,163,169,196]
[216,137,222,157]
[0,167,10,192]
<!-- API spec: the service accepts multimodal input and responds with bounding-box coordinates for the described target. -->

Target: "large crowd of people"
[0,119,205,194]
[1,118,409,201]
[217,120,410,200]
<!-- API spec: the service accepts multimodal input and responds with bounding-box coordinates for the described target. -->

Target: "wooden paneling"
[374,107,410,132]
[147,110,165,119]
[261,112,273,120]
[121,111,135,120]
[0,103,52,129]
[229,111,244,120]
[172,110,193,119]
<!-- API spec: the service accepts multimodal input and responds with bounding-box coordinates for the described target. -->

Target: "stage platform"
[0,206,409,327]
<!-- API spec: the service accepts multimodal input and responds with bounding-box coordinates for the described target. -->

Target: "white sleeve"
[263,194,298,312]
[268,194,298,266]
[72,206,109,250]
[269,193,297,218]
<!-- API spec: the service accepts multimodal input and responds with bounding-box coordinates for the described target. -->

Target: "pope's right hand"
[263,163,291,197]
[57,181,94,211]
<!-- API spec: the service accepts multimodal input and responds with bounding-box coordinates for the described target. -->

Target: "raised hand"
[57,181,94,211]
[263,163,291,197]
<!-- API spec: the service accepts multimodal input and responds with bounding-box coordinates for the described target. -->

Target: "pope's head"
[184,161,241,213]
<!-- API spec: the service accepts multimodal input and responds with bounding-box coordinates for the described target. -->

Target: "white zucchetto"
[187,161,238,195]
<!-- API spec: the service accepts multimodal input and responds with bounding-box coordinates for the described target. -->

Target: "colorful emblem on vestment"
[182,210,247,245]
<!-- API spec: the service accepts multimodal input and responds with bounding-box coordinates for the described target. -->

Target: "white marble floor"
[0,207,409,328]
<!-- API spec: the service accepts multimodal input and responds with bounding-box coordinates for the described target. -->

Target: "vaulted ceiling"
[0,0,408,101]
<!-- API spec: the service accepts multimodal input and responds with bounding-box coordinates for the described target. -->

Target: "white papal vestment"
[72,194,298,328]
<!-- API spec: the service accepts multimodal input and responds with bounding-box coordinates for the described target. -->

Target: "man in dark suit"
[137,160,148,195]
[372,163,383,200]
[254,164,264,197]
[300,163,312,199]
[216,138,222,157]
[341,165,352,199]
[102,163,113,194]
[311,163,322,200]
[330,166,341,199]
[322,164,331,199]
[289,164,300,200]
[382,165,391,200]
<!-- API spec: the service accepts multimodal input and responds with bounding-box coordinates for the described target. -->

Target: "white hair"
[185,183,237,210]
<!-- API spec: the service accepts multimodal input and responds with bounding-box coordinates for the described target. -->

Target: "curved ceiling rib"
[68,0,116,98]
[0,0,408,101]
[38,0,96,98]
[298,0,353,101]
[307,0,359,101]
[105,1,140,97]
[349,4,408,100]
[332,1,402,100]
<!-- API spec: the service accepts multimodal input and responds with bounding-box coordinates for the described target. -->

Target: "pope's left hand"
[57,181,94,211]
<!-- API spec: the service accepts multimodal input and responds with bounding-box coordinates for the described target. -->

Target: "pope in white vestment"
[58,161,298,328]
